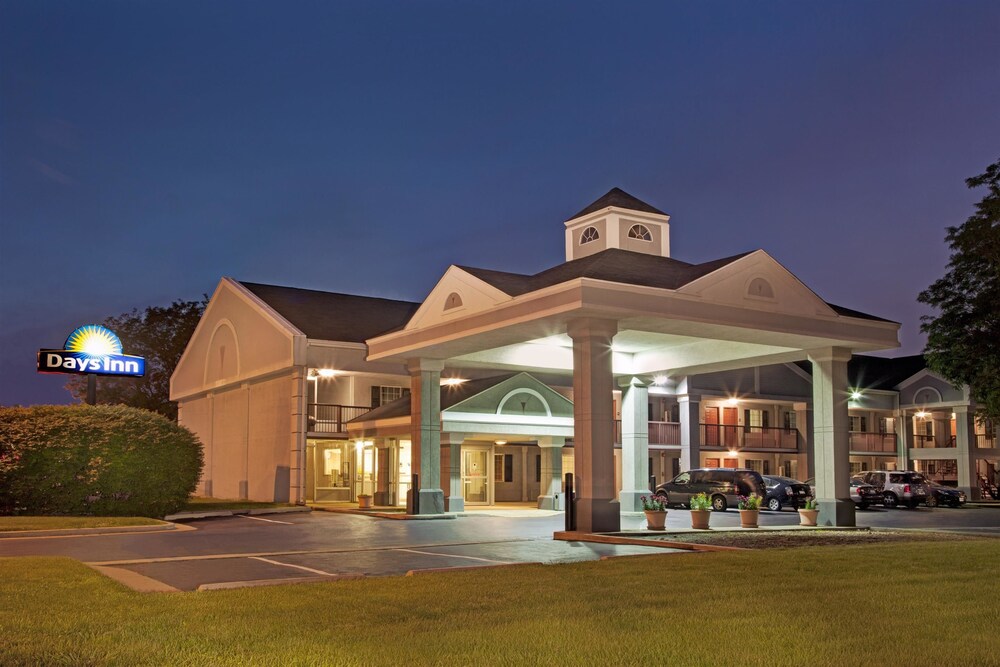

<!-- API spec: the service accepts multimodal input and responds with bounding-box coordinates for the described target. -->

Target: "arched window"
[580,227,600,244]
[627,224,652,241]
[444,292,463,310]
[747,277,775,299]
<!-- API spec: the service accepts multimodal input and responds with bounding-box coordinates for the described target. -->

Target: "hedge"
[0,405,203,517]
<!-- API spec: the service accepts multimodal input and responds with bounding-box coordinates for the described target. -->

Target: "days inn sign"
[38,325,145,377]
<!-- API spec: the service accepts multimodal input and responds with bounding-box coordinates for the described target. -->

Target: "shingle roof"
[238,281,420,343]
[794,354,928,390]
[459,248,753,297]
[348,374,517,422]
[568,187,666,220]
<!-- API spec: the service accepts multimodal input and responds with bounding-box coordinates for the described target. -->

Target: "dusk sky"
[2,1,998,406]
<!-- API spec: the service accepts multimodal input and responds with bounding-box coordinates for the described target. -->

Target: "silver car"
[856,470,930,509]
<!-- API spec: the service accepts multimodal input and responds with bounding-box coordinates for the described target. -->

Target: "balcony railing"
[700,424,800,451]
[911,434,955,449]
[849,432,897,453]
[613,421,682,446]
[977,433,998,449]
[307,404,372,434]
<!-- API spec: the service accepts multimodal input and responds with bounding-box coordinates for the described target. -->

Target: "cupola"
[564,187,670,261]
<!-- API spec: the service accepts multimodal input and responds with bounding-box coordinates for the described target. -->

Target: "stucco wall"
[247,376,294,502]
[178,396,213,496]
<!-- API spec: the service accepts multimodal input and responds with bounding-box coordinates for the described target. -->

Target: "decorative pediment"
[677,250,838,318]
[445,372,574,419]
[404,266,513,330]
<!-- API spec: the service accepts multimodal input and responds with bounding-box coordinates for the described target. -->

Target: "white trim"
[910,385,944,404]
[496,388,553,417]
[444,411,573,427]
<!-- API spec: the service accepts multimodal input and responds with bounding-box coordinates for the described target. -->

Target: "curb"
[164,506,311,522]
[553,530,744,552]
[0,522,180,539]
[310,506,456,520]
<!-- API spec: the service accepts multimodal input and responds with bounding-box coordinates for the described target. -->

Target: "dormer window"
[580,227,600,244]
[627,224,652,241]
[444,292,463,310]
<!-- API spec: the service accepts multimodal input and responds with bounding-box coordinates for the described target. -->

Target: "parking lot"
[1,504,997,592]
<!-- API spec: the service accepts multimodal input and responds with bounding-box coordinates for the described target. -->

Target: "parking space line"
[393,548,508,564]
[249,556,337,576]
[237,515,294,525]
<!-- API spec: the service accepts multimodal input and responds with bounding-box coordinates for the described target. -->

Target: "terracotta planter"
[690,509,711,530]
[358,495,373,509]
[644,510,667,530]
[739,509,759,528]
[798,508,819,526]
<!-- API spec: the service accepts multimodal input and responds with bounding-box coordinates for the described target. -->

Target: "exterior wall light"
[850,390,863,401]
[495,440,507,446]
[441,378,467,386]
[915,411,928,419]
[725,397,739,406]
[316,368,338,378]
[653,375,668,386]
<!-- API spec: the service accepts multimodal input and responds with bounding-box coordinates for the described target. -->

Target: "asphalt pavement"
[2,504,997,592]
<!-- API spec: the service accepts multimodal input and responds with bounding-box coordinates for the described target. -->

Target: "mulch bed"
[642,529,992,549]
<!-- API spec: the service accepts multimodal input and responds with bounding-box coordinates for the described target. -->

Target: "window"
[494,454,513,482]
[783,411,797,431]
[744,409,768,432]
[879,417,894,434]
[849,415,868,432]
[580,227,600,244]
[627,224,652,241]
[746,459,766,474]
[370,385,406,408]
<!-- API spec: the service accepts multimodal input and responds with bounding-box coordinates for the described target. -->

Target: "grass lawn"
[1,539,998,666]
[179,497,297,512]
[0,516,164,532]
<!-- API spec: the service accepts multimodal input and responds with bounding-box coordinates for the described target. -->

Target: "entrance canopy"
[367,248,899,376]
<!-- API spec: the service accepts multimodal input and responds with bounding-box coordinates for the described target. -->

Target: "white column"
[619,376,651,512]
[408,359,445,514]
[809,347,854,526]
[678,393,701,472]
[567,318,620,532]
[537,437,565,510]
[290,367,308,504]
[896,410,912,471]
[444,433,466,512]
[955,406,977,499]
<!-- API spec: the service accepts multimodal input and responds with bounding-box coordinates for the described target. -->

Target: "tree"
[66,298,207,420]
[918,159,1000,423]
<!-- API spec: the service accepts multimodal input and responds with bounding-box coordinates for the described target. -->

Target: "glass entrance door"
[462,447,491,505]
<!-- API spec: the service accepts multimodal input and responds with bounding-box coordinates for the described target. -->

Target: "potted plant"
[737,493,762,528]
[357,494,373,509]
[641,495,668,530]
[689,492,712,529]
[798,497,819,526]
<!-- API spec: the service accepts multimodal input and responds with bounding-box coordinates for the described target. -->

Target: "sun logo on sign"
[64,325,123,359]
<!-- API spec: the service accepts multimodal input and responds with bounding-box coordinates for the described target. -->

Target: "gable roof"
[349,374,518,422]
[458,248,889,323]
[568,187,667,220]
[460,248,752,297]
[238,281,420,343]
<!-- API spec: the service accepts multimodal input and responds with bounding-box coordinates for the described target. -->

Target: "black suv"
[655,468,767,511]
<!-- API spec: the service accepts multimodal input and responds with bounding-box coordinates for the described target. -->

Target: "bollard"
[564,472,576,531]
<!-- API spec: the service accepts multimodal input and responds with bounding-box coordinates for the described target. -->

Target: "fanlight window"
[747,277,775,299]
[444,292,463,310]
[580,227,600,244]
[627,224,652,241]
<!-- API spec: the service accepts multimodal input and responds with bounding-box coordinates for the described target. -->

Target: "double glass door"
[462,447,491,505]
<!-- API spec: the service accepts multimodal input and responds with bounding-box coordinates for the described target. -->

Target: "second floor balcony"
[849,432,898,453]
[700,424,800,451]
[308,404,373,434]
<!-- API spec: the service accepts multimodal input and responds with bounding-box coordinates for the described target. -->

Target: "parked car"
[655,468,767,512]
[925,480,966,508]
[850,478,880,509]
[762,475,811,511]
[856,470,930,508]
[802,477,879,509]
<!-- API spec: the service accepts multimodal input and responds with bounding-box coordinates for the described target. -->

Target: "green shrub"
[0,405,203,517]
